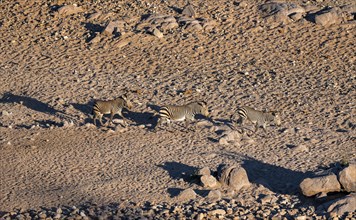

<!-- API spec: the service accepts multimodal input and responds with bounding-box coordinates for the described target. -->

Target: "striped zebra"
[156,101,209,129]
[92,94,133,126]
[236,106,281,132]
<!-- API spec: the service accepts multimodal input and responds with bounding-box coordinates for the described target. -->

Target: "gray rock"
[201,175,219,188]
[1,110,10,116]
[300,174,341,197]
[338,163,356,192]
[219,130,241,146]
[314,8,341,26]
[102,20,125,36]
[152,28,164,38]
[207,190,222,201]
[218,164,250,191]
[177,188,196,201]
[289,12,304,21]
[327,193,356,217]
[259,194,278,205]
[208,209,226,216]
[182,4,196,18]
[57,5,84,17]
[197,167,211,176]
[292,144,309,152]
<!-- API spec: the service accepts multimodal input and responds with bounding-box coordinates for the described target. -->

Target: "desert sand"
[0,0,355,218]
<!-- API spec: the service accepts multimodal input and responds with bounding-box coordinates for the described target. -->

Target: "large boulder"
[300,174,341,197]
[218,164,250,191]
[338,164,356,192]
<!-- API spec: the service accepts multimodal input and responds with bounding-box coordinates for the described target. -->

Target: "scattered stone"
[2,110,10,116]
[326,193,356,217]
[197,167,211,176]
[219,130,241,146]
[196,213,205,220]
[85,123,95,128]
[238,1,248,8]
[177,188,196,202]
[115,126,129,133]
[201,175,219,188]
[152,28,164,38]
[113,39,131,48]
[207,190,222,201]
[137,14,179,32]
[259,2,305,25]
[208,209,226,216]
[259,194,277,205]
[102,20,125,36]
[57,5,84,17]
[201,19,217,31]
[292,144,309,152]
[112,119,125,125]
[300,174,341,197]
[289,12,304,21]
[62,120,74,128]
[218,164,250,191]
[314,8,341,26]
[338,163,356,192]
[182,4,196,18]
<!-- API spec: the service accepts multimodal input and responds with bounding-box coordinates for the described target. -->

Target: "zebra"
[235,106,281,132]
[92,94,133,127]
[156,101,209,129]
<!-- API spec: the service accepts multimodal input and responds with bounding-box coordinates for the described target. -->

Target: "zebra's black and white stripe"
[156,101,209,128]
[236,106,281,132]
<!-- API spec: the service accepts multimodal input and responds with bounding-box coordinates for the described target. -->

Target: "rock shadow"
[0,92,63,115]
[168,6,183,14]
[220,152,315,195]
[304,7,329,24]
[167,187,183,198]
[157,161,197,182]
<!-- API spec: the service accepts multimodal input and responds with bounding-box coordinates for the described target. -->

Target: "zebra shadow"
[17,120,64,129]
[0,92,63,115]
[125,110,156,128]
[70,101,93,124]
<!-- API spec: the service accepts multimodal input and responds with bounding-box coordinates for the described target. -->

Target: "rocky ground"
[0,0,355,219]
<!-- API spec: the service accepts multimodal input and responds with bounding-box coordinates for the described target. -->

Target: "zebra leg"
[155,117,163,130]
[118,110,128,127]
[107,112,116,126]
[93,115,97,126]
[99,115,104,126]
[254,123,259,132]
[262,123,267,132]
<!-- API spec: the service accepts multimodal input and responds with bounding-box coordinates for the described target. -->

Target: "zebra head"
[271,111,281,126]
[197,101,209,117]
[120,94,133,110]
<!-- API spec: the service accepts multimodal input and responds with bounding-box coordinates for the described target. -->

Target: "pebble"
[208,209,226,216]
[2,110,10,116]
